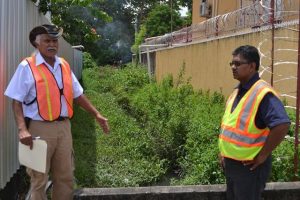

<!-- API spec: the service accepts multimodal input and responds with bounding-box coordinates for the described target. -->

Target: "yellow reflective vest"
[26,55,73,121]
[219,80,278,161]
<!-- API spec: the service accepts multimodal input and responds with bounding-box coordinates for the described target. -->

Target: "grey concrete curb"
[73,182,300,200]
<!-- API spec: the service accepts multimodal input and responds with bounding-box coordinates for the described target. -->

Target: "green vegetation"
[131,25,147,58]
[144,4,184,38]
[32,0,192,66]
[72,58,298,187]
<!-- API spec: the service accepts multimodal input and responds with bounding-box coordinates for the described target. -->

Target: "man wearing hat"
[4,24,109,200]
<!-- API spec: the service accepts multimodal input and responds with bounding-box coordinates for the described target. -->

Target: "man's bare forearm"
[244,123,290,170]
[259,123,290,158]
[74,94,110,134]
[12,100,33,148]
[12,100,27,131]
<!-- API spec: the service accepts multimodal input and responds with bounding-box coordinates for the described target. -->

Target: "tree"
[177,0,193,11]
[31,0,191,65]
[125,0,191,32]
[125,0,159,21]
[31,0,112,50]
[81,0,136,65]
[144,4,184,37]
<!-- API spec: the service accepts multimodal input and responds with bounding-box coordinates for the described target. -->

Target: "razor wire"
[142,0,298,49]
[257,0,299,102]
[256,0,299,180]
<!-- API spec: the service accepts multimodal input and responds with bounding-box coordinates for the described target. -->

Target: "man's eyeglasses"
[229,61,249,67]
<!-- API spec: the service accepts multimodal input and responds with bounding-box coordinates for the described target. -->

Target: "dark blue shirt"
[231,73,290,129]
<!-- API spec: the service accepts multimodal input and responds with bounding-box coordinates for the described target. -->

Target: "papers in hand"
[18,139,47,173]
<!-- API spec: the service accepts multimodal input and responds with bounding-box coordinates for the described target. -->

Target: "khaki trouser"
[27,119,74,200]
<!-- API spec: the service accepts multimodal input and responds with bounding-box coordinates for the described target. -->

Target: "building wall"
[192,0,207,24]
[212,0,238,16]
[0,0,82,189]
[192,0,238,25]
[155,24,299,105]
[192,0,300,25]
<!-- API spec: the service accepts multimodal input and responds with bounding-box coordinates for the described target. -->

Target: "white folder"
[18,139,47,173]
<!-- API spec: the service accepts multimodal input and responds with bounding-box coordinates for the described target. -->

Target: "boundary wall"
[154,22,299,105]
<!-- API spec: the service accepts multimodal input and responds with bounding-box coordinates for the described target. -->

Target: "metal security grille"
[0,0,82,189]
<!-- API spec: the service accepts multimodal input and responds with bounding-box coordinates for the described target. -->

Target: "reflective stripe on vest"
[60,58,74,118]
[26,56,73,121]
[219,80,278,160]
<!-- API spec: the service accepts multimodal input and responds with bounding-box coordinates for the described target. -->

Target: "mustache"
[47,47,57,51]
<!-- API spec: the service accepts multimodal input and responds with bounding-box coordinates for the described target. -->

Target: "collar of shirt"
[235,72,260,93]
[231,73,260,112]
[35,51,61,73]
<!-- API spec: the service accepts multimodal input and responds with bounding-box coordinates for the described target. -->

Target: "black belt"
[55,116,68,121]
[25,117,67,123]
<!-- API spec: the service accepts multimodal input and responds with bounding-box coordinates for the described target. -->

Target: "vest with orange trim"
[218,80,278,161]
[26,55,73,121]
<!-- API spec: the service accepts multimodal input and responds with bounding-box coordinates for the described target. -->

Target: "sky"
[179,6,188,17]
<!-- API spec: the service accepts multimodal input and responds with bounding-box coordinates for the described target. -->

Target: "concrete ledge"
[74,182,300,200]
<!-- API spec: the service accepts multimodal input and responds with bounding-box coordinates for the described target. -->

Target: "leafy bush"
[130,77,194,167]
[272,140,296,181]
[172,91,226,185]
[131,25,147,54]
[72,88,165,187]
[83,52,98,69]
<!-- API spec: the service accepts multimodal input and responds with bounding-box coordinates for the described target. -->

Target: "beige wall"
[192,0,207,24]
[192,0,300,25]
[192,0,238,25]
[155,25,299,105]
[214,0,238,16]
[284,0,300,21]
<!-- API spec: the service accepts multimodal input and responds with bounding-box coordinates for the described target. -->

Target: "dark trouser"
[224,156,272,200]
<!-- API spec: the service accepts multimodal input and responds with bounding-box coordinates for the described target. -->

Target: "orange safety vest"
[219,80,278,161]
[26,56,73,121]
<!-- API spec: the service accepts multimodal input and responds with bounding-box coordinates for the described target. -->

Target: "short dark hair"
[232,45,260,71]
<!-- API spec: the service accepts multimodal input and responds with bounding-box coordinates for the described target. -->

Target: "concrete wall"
[74,182,300,200]
[192,0,300,25]
[192,0,207,24]
[213,0,238,16]
[192,0,238,25]
[155,22,299,105]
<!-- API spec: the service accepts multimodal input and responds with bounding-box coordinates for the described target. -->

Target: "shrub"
[83,52,98,69]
